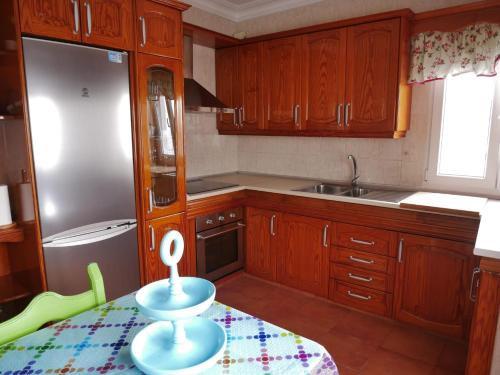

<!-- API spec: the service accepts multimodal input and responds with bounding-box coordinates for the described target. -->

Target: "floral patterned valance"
[409,23,500,84]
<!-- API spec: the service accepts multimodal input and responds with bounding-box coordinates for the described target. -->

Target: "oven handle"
[196,223,246,240]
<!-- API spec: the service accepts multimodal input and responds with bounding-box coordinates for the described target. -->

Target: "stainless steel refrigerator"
[23,37,141,300]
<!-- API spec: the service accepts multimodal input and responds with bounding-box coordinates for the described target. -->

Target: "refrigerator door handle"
[43,220,137,248]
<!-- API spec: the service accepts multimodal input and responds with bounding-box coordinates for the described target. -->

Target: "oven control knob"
[229,212,236,218]
[218,215,225,222]
[206,219,213,225]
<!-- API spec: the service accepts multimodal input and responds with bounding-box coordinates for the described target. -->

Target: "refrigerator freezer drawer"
[43,226,141,300]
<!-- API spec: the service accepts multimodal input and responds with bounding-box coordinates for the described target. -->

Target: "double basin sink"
[294,183,415,203]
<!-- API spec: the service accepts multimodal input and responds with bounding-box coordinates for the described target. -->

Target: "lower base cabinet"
[277,213,330,297]
[393,233,476,338]
[143,213,187,284]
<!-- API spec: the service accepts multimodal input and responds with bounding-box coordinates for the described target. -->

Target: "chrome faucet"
[347,154,360,188]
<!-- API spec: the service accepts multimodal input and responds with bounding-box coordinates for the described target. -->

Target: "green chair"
[0,263,106,346]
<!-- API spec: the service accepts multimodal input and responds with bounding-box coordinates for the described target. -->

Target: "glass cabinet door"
[138,54,185,219]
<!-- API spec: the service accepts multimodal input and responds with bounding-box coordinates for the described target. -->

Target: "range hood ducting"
[183,35,231,113]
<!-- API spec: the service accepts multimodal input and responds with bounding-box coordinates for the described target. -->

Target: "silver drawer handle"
[149,225,155,251]
[336,103,343,127]
[84,1,92,36]
[270,214,276,236]
[348,255,375,264]
[197,223,245,240]
[469,267,480,302]
[350,237,375,246]
[322,224,329,248]
[71,0,79,34]
[348,273,373,283]
[139,16,146,46]
[347,290,372,301]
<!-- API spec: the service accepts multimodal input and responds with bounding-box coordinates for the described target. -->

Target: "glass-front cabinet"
[137,54,186,219]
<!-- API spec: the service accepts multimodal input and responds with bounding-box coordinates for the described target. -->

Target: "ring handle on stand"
[160,230,185,296]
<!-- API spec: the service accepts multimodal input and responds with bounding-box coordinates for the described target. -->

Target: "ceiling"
[183,0,323,22]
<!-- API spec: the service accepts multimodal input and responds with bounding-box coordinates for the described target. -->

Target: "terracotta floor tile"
[216,273,466,375]
[331,310,396,346]
[437,340,467,374]
[381,325,447,365]
[318,331,378,371]
[360,348,434,375]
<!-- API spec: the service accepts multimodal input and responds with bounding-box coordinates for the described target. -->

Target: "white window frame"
[424,74,500,196]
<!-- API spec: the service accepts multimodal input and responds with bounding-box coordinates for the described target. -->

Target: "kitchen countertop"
[186,172,498,260]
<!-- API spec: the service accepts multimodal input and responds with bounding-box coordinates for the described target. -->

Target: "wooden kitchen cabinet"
[136,53,186,220]
[215,47,238,131]
[245,207,278,281]
[262,36,302,131]
[135,0,186,58]
[236,43,263,131]
[19,0,81,42]
[277,213,330,297]
[80,0,133,50]
[143,213,187,284]
[300,29,346,133]
[394,233,476,338]
[344,18,401,136]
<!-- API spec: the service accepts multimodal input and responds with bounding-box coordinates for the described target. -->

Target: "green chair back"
[0,263,106,346]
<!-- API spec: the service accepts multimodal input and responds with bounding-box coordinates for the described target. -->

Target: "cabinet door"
[245,208,278,281]
[237,43,263,131]
[301,29,346,133]
[144,213,187,284]
[277,213,330,297]
[394,233,475,338]
[19,0,81,42]
[80,0,133,50]
[262,37,301,131]
[136,0,182,58]
[344,19,400,135]
[137,53,186,220]
[215,47,238,131]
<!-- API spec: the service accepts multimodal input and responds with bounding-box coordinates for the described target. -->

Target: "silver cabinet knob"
[218,216,225,221]
[206,219,213,225]
[229,212,236,218]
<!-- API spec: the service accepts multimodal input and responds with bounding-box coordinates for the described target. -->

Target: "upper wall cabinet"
[215,14,412,138]
[19,0,133,50]
[262,37,301,131]
[216,43,263,133]
[345,19,400,136]
[136,0,184,59]
[19,0,82,42]
[215,47,238,131]
[301,28,346,133]
[80,0,133,50]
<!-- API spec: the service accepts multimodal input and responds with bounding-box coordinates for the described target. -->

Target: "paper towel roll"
[17,182,35,222]
[0,185,13,227]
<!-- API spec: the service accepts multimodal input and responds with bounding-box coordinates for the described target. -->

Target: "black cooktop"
[186,179,238,195]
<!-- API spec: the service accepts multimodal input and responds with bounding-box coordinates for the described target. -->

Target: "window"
[426,72,500,195]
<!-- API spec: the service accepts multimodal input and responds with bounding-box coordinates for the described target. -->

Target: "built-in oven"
[196,207,245,281]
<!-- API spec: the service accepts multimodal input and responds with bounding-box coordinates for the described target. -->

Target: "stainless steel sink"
[339,188,371,197]
[294,183,350,195]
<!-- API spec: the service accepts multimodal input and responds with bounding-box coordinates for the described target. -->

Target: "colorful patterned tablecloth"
[0,294,338,374]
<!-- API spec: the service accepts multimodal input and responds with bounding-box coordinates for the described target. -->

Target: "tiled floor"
[216,273,467,375]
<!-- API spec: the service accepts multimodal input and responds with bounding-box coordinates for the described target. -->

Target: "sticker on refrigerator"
[108,51,123,64]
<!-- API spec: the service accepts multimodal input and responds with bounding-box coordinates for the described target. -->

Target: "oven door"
[196,221,245,281]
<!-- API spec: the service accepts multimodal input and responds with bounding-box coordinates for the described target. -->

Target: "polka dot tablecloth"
[0,294,339,374]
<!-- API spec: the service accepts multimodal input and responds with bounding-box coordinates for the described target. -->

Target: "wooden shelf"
[0,272,32,303]
[0,226,24,243]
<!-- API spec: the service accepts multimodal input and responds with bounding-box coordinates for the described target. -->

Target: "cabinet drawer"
[331,246,395,274]
[333,223,397,256]
[329,280,392,317]
[331,263,393,292]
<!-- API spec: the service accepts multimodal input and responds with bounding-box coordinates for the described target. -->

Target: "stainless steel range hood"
[183,35,229,113]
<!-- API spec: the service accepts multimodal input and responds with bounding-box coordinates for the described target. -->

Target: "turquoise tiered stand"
[131,230,227,374]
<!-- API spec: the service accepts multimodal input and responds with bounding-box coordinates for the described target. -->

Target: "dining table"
[0,293,339,374]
